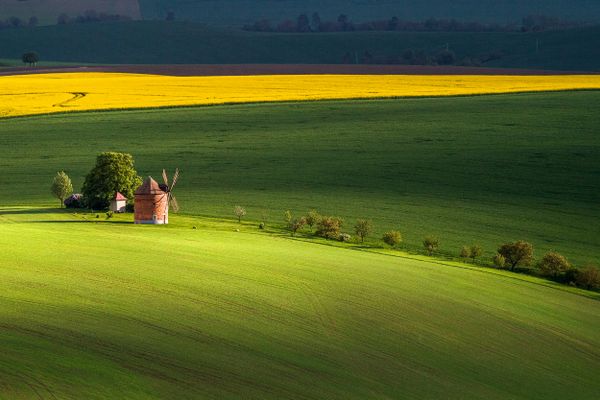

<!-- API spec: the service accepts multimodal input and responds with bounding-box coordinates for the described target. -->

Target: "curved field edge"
[2,88,600,122]
[0,209,599,399]
[3,72,600,118]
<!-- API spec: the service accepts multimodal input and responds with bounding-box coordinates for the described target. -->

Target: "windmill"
[160,168,180,213]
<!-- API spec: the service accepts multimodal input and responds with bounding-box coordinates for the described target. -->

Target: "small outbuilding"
[134,177,169,224]
[109,192,127,213]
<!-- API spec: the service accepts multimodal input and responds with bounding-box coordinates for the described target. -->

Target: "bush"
[354,219,373,243]
[234,206,247,223]
[284,210,293,226]
[259,222,265,230]
[382,231,402,247]
[316,216,343,240]
[575,266,600,290]
[125,202,134,213]
[537,252,571,278]
[289,217,307,236]
[497,241,534,271]
[305,210,320,230]
[493,253,506,269]
[339,233,352,242]
[64,193,84,209]
[460,246,471,259]
[470,245,482,262]
[423,236,439,256]
[105,211,114,219]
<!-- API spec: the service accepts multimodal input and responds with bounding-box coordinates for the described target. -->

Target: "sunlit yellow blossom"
[1,72,600,118]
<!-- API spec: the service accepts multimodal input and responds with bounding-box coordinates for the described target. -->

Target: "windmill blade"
[169,194,180,213]
[162,169,169,186]
[170,168,180,191]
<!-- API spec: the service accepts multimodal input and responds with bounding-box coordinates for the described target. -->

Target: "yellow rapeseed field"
[2,72,600,118]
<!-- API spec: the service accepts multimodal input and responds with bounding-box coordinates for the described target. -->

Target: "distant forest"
[243,14,588,34]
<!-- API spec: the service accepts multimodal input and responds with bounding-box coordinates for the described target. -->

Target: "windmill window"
[152,214,157,221]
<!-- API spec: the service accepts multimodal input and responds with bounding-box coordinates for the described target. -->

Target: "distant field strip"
[2,72,600,117]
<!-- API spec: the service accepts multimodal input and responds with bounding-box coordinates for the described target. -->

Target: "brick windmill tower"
[134,169,180,224]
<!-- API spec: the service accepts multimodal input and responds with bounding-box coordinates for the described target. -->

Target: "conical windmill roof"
[135,176,165,195]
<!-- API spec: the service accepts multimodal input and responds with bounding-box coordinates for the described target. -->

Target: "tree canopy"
[82,152,141,210]
[50,171,73,208]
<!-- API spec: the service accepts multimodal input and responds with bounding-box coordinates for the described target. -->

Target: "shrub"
[423,236,439,256]
[259,222,265,230]
[575,266,600,290]
[305,210,320,230]
[289,217,307,236]
[537,252,571,278]
[105,211,114,219]
[354,219,373,243]
[382,231,402,247]
[234,206,246,223]
[339,233,352,242]
[284,210,293,226]
[316,216,343,240]
[493,253,506,269]
[470,245,483,262]
[460,246,471,259]
[497,241,534,271]
[64,193,84,209]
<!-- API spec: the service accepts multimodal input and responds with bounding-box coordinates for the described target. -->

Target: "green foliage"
[575,266,600,291]
[339,233,352,242]
[316,216,343,240]
[382,231,402,247]
[50,171,72,207]
[538,252,571,278]
[423,236,439,256]
[470,244,483,262]
[105,211,114,220]
[493,253,506,269]
[460,246,471,259]
[81,152,142,210]
[234,205,247,223]
[289,217,306,236]
[354,219,373,243]
[284,210,293,226]
[305,210,320,230]
[498,241,534,271]
[21,51,39,66]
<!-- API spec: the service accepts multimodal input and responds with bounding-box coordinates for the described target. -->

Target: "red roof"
[115,192,127,201]
[135,176,165,195]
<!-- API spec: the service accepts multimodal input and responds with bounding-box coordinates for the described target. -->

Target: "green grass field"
[0,208,599,399]
[1,92,599,264]
[1,21,599,70]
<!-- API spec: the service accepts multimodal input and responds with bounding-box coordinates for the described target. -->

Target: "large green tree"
[50,171,73,208]
[82,152,142,210]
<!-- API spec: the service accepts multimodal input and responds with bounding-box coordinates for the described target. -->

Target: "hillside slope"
[0,209,598,399]
[1,93,599,264]
[1,21,600,70]
[138,0,600,26]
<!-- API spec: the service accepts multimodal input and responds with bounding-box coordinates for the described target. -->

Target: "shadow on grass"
[0,207,70,215]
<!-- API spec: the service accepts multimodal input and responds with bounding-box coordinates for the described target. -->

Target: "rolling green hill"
[138,0,600,26]
[0,21,599,70]
[0,209,598,399]
[1,92,599,264]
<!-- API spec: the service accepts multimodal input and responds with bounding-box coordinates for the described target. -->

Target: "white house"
[110,192,127,213]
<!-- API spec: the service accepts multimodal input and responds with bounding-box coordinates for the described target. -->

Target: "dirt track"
[1,64,595,77]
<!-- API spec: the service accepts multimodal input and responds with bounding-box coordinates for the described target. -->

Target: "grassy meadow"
[1,91,599,264]
[4,72,600,118]
[0,208,599,399]
[1,21,600,70]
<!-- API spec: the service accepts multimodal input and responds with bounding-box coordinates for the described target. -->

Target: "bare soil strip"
[1,64,595,77]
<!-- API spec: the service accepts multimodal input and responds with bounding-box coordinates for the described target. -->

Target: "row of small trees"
[0,16,38,29]
[233,206,600,292]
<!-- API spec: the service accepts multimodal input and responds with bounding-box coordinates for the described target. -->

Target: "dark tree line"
[244,13,587,34]
[57,10,132,25]
[0,16,38,29]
